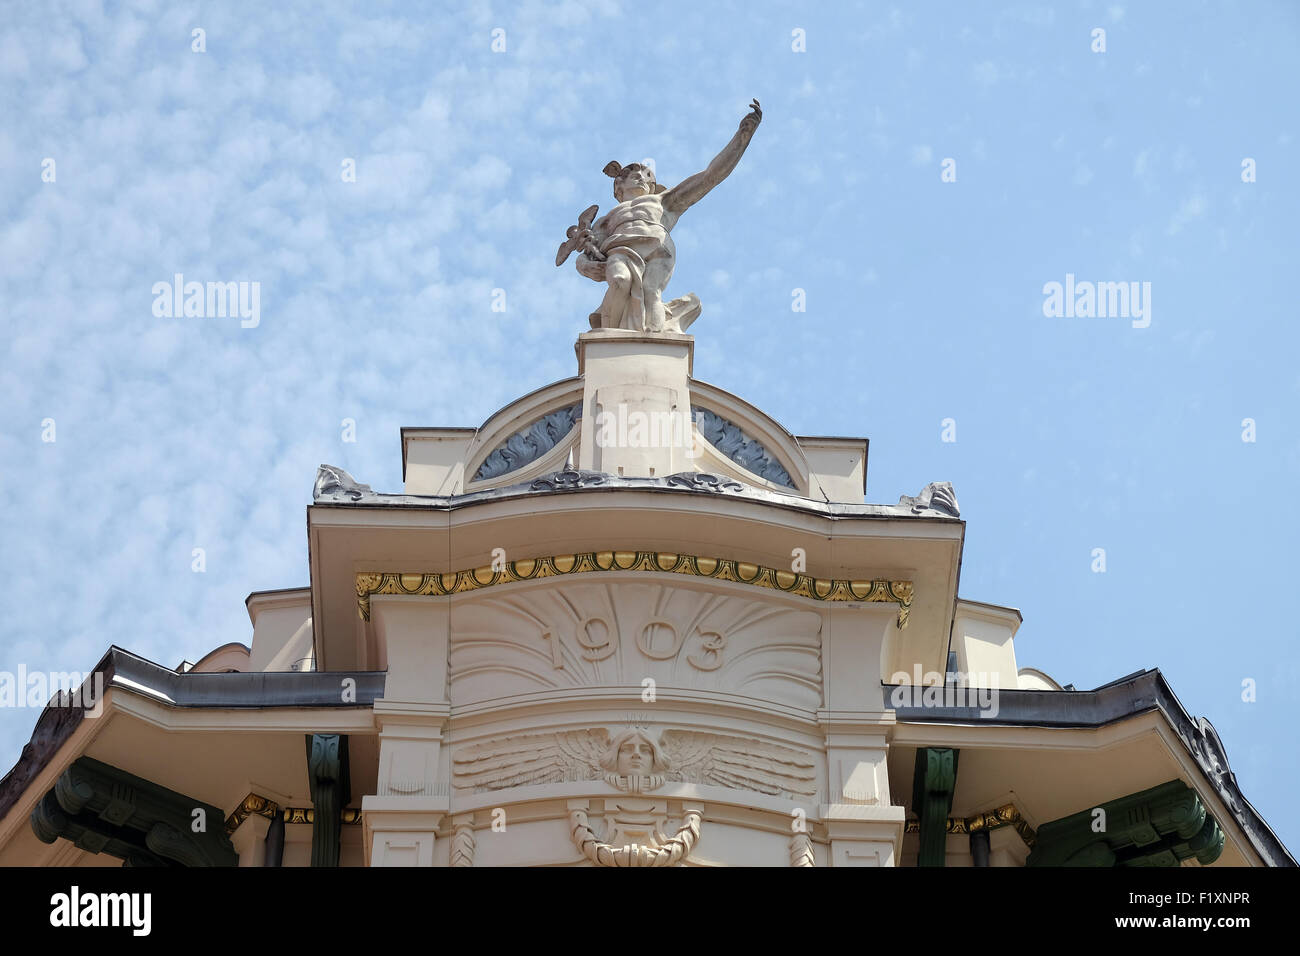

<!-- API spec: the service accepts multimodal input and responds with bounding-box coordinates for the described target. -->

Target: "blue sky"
[2,0,1297,855]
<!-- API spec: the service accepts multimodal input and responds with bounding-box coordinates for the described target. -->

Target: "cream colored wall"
[360,577,906,866]
[248,593,312,672]
[404,431,473,495]
[190,643,250,673]
[952,600,1022,689]
[1017,668,1062,690]
[799,438,866,503]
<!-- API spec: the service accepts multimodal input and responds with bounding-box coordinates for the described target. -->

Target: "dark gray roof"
[0,646,382,824]
[885,668,1296,867]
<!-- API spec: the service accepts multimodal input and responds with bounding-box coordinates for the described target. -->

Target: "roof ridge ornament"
[314,464,373,502]
[558,99,762,333]
[898,481,960,518]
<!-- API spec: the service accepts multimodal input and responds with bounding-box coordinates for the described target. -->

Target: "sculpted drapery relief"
[448,580,823,710]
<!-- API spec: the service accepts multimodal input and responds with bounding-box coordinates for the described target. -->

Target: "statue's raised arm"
[662,99,762,216]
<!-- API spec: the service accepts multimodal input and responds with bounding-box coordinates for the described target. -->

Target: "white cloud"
[1166,193,1206,235]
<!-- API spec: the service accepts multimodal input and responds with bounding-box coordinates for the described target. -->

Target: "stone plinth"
[576,330,695,479]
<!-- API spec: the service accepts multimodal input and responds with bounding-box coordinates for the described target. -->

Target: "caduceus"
[555,204,604,266]
[555,99,763,333]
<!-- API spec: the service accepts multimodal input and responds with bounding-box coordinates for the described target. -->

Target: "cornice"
[312,466,965,525]
[357,549,914,627]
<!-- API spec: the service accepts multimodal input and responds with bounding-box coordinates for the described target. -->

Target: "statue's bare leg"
[642,254,674,333]
[599,256,634,329]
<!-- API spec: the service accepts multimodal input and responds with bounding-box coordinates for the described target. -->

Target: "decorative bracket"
[912,748,959,867]
[306,734,351,867]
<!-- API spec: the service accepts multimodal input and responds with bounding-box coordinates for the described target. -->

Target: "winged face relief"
[453,727,816,798]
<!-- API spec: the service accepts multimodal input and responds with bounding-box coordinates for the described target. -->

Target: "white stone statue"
[556,100,762,333]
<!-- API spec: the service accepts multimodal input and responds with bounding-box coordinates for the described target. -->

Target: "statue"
[557,99,763,333]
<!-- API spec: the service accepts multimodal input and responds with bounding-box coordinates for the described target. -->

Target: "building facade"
[0,329,1292,867]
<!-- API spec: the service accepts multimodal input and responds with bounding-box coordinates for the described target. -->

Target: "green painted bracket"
[30,756,236,866]
[306,733,350,868]
[1027,779,1224,867]
[912,748,959,867]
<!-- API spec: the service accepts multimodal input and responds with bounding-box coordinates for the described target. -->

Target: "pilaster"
[817,604,906,865]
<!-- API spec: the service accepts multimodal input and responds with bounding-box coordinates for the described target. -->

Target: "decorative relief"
[356,549,913,629]
[569,802,702,867]
[1181,717,1241,817]
[473,403,581,482]
[313,464,373,501]
[790,832,815,867]
[664,471,744,493]
[477,404,580,482]
[450,815,475,868]
[223,794,362,836]
[447,579,824,710]
[453,726,817,799]
[898,481,960,517]
[691,407,795,489]
[529,468,608,491]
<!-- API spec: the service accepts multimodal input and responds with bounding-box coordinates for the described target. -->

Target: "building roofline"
[886,668,1295,867]
[5,651,1286,867]
[311,467,963,524]
[0,646,384,825]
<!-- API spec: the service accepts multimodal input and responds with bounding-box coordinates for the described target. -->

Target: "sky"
[1,0,1297,857]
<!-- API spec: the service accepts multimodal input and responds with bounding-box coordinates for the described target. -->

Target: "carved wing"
[453,729,608,791]
[661,730,816,797]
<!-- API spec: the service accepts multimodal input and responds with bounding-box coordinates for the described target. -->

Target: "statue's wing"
[660,730,713,780]
[554,728,610,778]
[662,730,816,797]
[453,731,599,791]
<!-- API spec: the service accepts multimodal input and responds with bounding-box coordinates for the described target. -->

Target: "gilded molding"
[225,793,362,836]
[224,793,280,836]
[356,550,913,628]
[904,803,1037,849]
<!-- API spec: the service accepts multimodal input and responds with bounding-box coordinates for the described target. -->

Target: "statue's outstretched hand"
[739,98,762,134]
